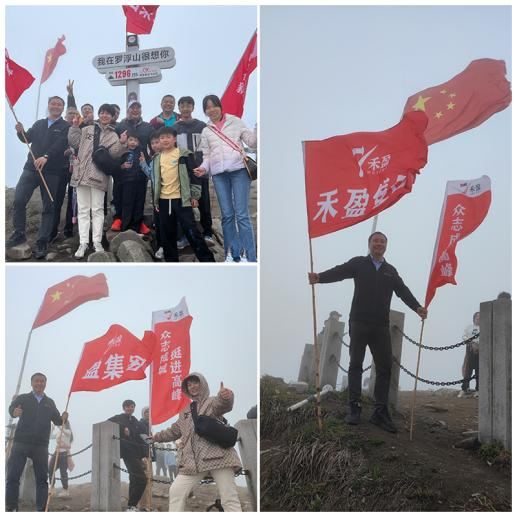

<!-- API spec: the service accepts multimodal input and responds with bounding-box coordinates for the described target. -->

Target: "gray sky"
[5,4,257,187]
[5,266,257,485]
[260,6,511,390]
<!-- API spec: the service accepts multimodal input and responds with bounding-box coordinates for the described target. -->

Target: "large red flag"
[122,5,159,34]
[403,59,511,145]
[221,31,257,117]
[32,274,109,330]
[69,325,156,393]
[304,111,428,239]
[40,36,66,84]
[150,297,192,425]
[425,175,491,308]
[5,50,35,106]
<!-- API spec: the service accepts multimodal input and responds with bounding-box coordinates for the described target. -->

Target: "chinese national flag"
[40,35,66,84]
[403,59,511,145]
[32,274,109,330]
[304,111,428,239]
[122,5,159,35]
[425,176,491,308]
[221,31,257,117]
[69,325,156,394]
[5,50,35,106]
[150,297,192,425]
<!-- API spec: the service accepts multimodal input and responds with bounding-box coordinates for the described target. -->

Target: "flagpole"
[6,96,54,202]
[370,214,378,234]
[409,318,425,441]
[35,81,42,122]
[147,362,153,511]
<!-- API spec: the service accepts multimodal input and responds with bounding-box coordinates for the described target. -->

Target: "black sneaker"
[34,242,48,259]
[344,403,362,425]
[6,231,26,248]
[369,410,397,433]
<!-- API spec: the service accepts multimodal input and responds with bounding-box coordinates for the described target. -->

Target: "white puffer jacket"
[198,114,256,176]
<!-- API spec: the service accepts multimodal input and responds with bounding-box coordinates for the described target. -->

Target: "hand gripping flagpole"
[409,318,426,441]
[6,96,54,202]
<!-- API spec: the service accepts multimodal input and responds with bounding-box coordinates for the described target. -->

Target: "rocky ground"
[5,179,257,263]
[261,376,511,512]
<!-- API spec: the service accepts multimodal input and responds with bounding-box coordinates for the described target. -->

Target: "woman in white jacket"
[194,95,257,262]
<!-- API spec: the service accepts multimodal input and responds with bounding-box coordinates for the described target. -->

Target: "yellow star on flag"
[440,89,447,94]
[449,92,456,98]
[412,95,431,111]
[447,102,456,110]
[50,290,64,302]
[434,111,443,119]
[47,54,52,63]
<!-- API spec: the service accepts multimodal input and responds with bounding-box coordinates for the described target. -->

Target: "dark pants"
[462,349,479,391]
[112,176,123,219]
[158,198,215,263]
[49,451,68,490]
[6,442,50,511]
[348,320,392,410]
[120,180,147,232]
[13,168,61,245]
[123,456,147,508]
[199,176,213,236]
[51,170,74,239]
[153,209,161,248]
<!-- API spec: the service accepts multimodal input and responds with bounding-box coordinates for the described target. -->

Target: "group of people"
[7,82,257,262]
[6,372,243,512]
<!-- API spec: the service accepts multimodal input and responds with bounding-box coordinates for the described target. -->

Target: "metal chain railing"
[336,362,372,375]
[393,325,479,351]
[53,470,92,481]
[49,443,93,457]
[393,356,475,386]
[112,434,174,452]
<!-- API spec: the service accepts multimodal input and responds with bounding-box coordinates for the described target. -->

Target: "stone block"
[287,381,309,394]
[117,240,153,262]
[235,419,257,511]
[109,230,154,256]
[6,243,32,260]
[87,251,118,262]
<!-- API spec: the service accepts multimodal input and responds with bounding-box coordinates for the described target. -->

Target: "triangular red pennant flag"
[5,49,35,106]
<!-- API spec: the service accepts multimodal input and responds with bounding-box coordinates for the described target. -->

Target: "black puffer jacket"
[109,413,146,460]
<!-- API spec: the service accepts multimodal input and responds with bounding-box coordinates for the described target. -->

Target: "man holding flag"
[308,231,427,433]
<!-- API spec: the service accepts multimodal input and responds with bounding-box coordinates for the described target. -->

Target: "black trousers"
[153,209,161,248]
[120,180,146,232]
[461,349,479,391]
[112,175,123,219]
[51,169,74,238]
[199,176,213,236]
[158,198,215,262]
[6,442,49,511]
[49,451,68,489]
[123,456,147,508]
[348,320,392,409]
[13,168,61,245]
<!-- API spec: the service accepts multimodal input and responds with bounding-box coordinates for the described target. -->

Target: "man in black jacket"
[7,96,70,258]
[109,400,148,511]
[6,372,68,511]
[308,232,427,433]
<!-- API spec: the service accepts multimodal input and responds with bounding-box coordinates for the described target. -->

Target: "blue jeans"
[212,169,256,262]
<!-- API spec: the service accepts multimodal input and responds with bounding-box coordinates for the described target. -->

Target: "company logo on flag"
[122,5,159,34]
[5,50,35,106]
[151,297,192,425]
[304,111,428,238]
[70,324,156,393]
[403,58,511,145]
[425,175,492,307]
[40,36,66,84]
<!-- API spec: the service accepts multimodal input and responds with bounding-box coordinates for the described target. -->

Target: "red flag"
[425,175,491,308]
[403,59,511,145]
[304,111,428,239]
[5,50,35,106]
[122,5,159,34]
[32,274,109,330]
[40,35,66,84]
[150,298,192,425]
[69,325,156,393]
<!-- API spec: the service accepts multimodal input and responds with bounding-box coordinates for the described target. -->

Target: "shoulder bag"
[91,125,125,176]
[190,400,238,449]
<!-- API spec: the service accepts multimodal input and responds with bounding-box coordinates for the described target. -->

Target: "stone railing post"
[319,311,345,388]
[20,458,36,504]
[234,419,257,511]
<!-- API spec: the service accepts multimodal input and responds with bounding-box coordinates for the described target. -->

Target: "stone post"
[20,459,36,504]
[368,310,405,408]
[319,311,345,388]
[91,421,121,511]
[235,419,257,511]
[297,343,314,384]
[479,298,511,450]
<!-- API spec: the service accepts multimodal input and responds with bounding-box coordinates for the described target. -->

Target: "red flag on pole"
[69,325,156,393]
[5,50,35,106]
[221,31,257,117]
[425,175,492,308]
[403,58,511,145]
[304,111,428,239]
[122,5,159,34]
[150,297,192,425]
[40,35,66,84]
[32,274,109,330]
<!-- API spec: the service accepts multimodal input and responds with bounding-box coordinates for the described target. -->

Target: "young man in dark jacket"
[7,96,70,258]
[308,232,428,433]
[6,372,68,512]
[109,400,148,511]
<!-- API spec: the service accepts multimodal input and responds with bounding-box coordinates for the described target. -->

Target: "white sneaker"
[125,507,138,512]
[240,252,248,263]
[74,243,88,259]
[457,390,467,398]
[93,242,104,253]
[60,489,69,498]
[177,236,189,250]
[225,252,234,262]
[155,247,164,259]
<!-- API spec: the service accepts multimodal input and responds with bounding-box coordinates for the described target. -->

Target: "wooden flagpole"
[409,318,425,441]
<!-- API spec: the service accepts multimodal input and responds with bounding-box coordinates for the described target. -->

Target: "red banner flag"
[425,176,491,308]
[5,50,35,106]
[221,31,257,117]
[122,5,159,34]
[40,35,66,84]
[304,111,428,239]
[403,59,511,145]
[69,325,156,393]
[32,274,109,330]
[150,297,192,425]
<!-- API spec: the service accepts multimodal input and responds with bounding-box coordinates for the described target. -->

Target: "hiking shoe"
[204,235,216,247]
[369,410,397,433]
[225,252,234,263]
[111,218,122,231]
[240,252,248,263]
[74,243,88,259]
[139,221,151,235]
[59,489,69,498]
[344,403,362,425]
[6,231,26,248]
[457,390,468,398]
[155,247,164,259]
[177,236,189,250]
[93,242,104,253]
[34,242,48,259]
[125,507,138,512]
